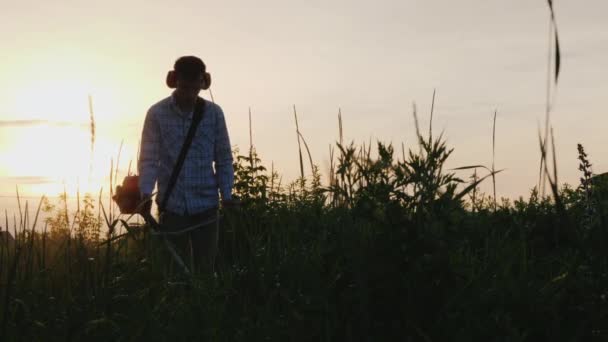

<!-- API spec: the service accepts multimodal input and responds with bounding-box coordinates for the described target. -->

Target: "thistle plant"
[577,143,596,230]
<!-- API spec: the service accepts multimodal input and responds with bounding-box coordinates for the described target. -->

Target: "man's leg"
[159,212,194,272]
[190,209,219,274]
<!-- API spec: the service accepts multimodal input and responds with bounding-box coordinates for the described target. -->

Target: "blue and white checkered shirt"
[138,94,234,215]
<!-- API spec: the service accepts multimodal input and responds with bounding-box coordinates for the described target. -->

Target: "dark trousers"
[159,207,219,274]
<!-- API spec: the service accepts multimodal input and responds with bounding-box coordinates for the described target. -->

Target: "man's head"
[167,56,211,101]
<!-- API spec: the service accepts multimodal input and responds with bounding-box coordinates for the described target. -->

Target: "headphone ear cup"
[202,72,211,90]
[166,71,177,88]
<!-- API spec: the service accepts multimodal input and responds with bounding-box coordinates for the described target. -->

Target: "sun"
[2,123,138,198]
[12,78,91,124]
[1,47,144,198]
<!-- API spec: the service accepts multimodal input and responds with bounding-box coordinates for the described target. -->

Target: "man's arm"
[214,106,234,201]
[138,108,160,198]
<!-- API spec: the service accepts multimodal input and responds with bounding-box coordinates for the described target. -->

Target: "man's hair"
[174,56,206,81]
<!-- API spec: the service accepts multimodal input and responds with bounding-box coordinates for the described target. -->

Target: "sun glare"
[3,124,137,197]
[4,47,129,124]
[12,79,91,123]
[1,48,144,197]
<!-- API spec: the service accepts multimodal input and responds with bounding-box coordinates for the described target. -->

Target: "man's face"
[175,74,203,101]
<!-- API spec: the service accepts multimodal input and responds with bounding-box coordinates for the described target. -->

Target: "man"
[138,56,235,273]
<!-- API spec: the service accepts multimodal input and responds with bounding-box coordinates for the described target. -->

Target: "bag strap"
[159,98,206,212]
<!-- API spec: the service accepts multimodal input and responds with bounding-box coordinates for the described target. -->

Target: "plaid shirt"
[138,95,234,215]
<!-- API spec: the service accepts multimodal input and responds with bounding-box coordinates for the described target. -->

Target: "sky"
[0,0,607,215]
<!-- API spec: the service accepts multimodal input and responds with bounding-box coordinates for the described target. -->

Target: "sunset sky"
[0,0,607,212]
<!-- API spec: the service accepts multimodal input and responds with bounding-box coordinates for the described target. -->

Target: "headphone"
[166,70,212,90]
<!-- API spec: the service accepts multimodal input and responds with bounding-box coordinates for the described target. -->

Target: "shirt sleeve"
[138,108,160,195]
[214,105,234,200]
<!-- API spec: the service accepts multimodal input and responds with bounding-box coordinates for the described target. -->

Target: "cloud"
[0,120,47,127]
[0,120,84,128]
[0,176,56,184]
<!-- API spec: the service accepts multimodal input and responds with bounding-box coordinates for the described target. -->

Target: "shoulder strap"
[159,98,206,212]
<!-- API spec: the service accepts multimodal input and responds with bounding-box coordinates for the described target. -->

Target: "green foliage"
[1,137,607,341]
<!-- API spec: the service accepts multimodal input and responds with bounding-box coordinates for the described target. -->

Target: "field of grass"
[1,126,607,341]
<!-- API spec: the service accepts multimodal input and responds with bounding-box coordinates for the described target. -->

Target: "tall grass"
[1,121,607,340]
[0,82,604,341]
